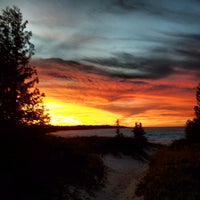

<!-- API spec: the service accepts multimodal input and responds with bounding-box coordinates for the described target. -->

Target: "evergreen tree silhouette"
[133,122,147,142]
[0,6,49,125]
[115,119,123,137]
[186,83,200,141]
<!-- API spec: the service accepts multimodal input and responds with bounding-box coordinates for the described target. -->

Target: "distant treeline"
[0,124,128,136]
[39,124,128,133]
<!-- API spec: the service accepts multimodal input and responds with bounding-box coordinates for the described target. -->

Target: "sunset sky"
[1,0,200,127]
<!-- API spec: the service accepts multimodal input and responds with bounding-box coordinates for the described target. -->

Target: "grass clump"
[136,139,200,200]
[65,136,156,160]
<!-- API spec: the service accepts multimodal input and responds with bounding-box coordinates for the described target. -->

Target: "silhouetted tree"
[116,119,120,137]
[133,122,147,141]
[194,83,200,119]
[186,83,200,141]
[115,119,124,137]
[0,6,49,125]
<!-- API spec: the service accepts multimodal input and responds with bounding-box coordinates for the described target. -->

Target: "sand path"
[91,155,149,200]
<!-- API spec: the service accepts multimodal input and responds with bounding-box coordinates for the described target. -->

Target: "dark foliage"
[0,6,49,125]
[185,83,200,142]
[0,127,106,200]
[136,139,200,200]
[115,119,124,137]
[133,122,148,142]
[64,135,155,161]
[186,118,200,142]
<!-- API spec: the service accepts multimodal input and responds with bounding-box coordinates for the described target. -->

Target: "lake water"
[50,127,185,145]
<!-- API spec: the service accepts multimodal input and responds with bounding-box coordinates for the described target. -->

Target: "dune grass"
[62,135,158,160]
[136,139,200,200]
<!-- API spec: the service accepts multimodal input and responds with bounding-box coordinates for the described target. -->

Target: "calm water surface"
[50,127,185,145]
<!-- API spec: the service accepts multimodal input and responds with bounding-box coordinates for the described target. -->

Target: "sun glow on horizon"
[44,98,121,126]
[43,98,191,127]
[50,114,82,126]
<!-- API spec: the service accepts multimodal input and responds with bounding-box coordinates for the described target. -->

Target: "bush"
[186,119,200,142]
[185,83,200,142]
[136,140,200,200]
[133,122,148,143]
[66,136,154,160]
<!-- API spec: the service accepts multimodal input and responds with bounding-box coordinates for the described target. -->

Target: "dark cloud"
[35,27,200,82]
[119,80,149,85]
[147,31,200,71]
[90,0,161,16]
[114,0,148,11]
[106,0,200,22]
[47,72,75,81]
[102,0,161,15]
[47,58,81,66]
[149,84,177,92]
[169,33,200,74]
[84,27,200,80]
[32,58,114,84]
[148,84,195,94]
[84,53,175,79]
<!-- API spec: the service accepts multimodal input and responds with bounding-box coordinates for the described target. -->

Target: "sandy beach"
[90,154,150,200]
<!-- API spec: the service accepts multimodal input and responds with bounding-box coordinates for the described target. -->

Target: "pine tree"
[0,6,49,125]
[185,83,200,141]
[133,122,147,142]
[194,83,200,119]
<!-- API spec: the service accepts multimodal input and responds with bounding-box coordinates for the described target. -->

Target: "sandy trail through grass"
[91,155,149,200]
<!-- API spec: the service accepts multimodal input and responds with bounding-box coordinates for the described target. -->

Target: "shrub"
[136,140,200,200]
[186,118,200,142]
[185,83,200,142]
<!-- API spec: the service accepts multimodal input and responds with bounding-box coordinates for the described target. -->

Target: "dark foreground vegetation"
[136,139,200,200]
[0,126,103,200]
[0,125,155,200]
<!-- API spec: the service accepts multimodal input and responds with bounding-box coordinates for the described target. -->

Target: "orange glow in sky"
[44,98,121,126]
[34,59,197,127]
[44,96,194,127]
